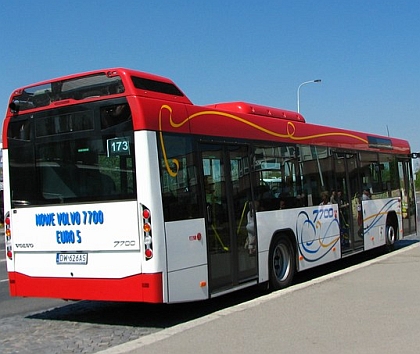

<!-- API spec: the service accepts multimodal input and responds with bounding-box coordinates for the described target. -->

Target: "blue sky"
[1,1,419,168]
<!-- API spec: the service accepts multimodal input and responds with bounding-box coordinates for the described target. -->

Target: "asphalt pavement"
[100,241,420,354]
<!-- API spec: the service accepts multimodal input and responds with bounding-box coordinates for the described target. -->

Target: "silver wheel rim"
[387,225,395,245]
[273,243,291,282]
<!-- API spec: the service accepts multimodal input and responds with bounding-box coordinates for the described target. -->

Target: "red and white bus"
[2,68,417,303]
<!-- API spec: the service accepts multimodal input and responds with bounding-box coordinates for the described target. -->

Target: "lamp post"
[297,79,321,113]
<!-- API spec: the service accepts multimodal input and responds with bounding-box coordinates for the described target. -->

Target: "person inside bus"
[204,176,216,224]
[279,199,286,210]
[362,188,371,200]
[357,188,371,239]
[337,190,350,247]
[337,190,346,208]
[330,190,337,204]
[245,200,259,255]
[319,191,331,205]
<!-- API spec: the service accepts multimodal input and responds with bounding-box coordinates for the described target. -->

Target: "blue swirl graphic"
[296,208,340,262]
[363,199,399,234]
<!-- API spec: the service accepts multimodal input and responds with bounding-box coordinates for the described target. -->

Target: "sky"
[1,1,419,169]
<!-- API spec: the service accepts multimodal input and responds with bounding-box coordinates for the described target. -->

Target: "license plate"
[56,253,88,265]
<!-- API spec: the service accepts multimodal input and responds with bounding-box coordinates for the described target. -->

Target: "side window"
[8,118,32,141]
[100,104,132,129]
[360,152,401,199]
[251,143,301,210]
[158,133,203,221]
[299,145,335,206]
[359,152,378,196]
[379,154,399,197]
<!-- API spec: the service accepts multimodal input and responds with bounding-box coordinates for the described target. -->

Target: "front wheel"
[269,236,296,290]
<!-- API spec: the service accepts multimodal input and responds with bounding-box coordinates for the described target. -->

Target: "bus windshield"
[10,72,125,112]
[7,98,136,207]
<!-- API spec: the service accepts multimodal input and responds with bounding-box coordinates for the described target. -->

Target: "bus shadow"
[27,288,266,328]
[394,238,419,249]
[28,238,419,328]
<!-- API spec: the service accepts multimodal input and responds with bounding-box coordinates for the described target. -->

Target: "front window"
[7,99,136,207]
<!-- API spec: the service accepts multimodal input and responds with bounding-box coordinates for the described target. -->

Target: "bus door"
[334,152,363,252]
[199,143,257,294]
[398,159,417,235]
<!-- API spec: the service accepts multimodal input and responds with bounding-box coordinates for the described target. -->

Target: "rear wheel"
[269,236,296,290]
[386,224,396,246]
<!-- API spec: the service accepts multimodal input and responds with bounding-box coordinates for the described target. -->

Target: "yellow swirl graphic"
[159,104,368,177]
[159,105,179,177]
[319,235,340,248]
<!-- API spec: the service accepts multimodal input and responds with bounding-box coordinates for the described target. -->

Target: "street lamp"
[297,79,321,113]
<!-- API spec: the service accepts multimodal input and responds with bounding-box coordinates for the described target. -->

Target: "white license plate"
[56,253,88,265]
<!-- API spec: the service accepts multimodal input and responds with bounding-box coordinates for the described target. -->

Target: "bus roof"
[2,68,412,155]
[6,68,192,114]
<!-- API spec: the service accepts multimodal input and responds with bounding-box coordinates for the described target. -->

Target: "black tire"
[269,236,296,290]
